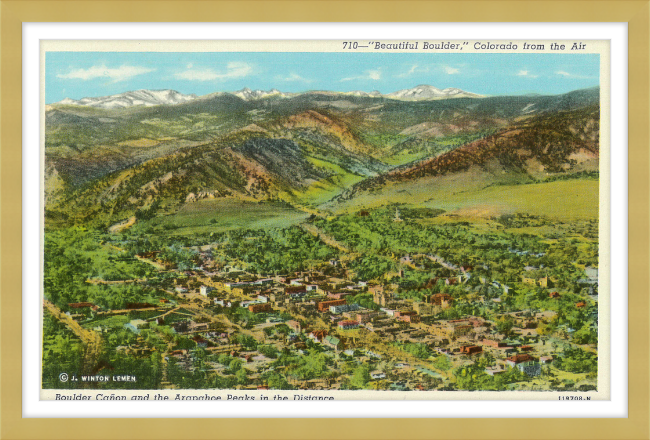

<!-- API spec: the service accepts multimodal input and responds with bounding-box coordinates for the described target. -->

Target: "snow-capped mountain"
[385,85,483,100]
[56,89,198,109]
[231,88,294,101]
[53,85,485,109]
[346,90,383,98]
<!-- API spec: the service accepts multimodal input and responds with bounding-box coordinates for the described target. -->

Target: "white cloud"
[443,66,460,75]
[341,69,382,82]
[368,70,381,80]
[56,64,154,82]
[556,70,592,79]
[397,64,430,78]
[174,61,253,81]
[516,69,538,78]
[276,73,312,83]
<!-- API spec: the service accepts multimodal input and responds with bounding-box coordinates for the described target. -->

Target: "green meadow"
[135,198,309,235]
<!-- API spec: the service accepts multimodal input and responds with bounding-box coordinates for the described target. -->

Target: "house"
[327,291,355,300]
[370,372,386,380]
[308,330,328,343]
[287,320,302,333]
[521,276,537,286]
[549,291,560,298]
[522,275,552,288]
[430,293,453,308]
[224,282,253,293]
[459,345,482,355]
[539,356,553,364]
[285,285,307,297]
[199,286,214,297]
[248,303,272,313]
[318,299,346,312]
[323,335,341,350]
[576,301,586,308]
[538,276,551,288]
[481,339,508,348]
[370,285,391,307]
[330,303,360,314]
[175,287,188,294]
[429,320,474,339]
[366,350,382,359]
[337,320,359,330]
[505,353,541,376]
[396,311,420,323]
[355,311,379,324]
[253,278,273,286]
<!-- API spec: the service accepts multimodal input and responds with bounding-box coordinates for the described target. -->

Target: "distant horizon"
[45,52,600,104]
[47,84,601,105]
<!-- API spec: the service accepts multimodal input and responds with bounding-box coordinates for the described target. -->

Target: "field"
[425,180,599,221]
[135,198,309,235]
[329,177,598,222]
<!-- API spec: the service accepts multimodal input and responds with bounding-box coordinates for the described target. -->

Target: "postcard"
[40,39,609,401]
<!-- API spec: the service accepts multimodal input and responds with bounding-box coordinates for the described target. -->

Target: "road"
[299,223,351,254]
[44,300,103,374]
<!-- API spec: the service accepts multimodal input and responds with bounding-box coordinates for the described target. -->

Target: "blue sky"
[45,52,600,103]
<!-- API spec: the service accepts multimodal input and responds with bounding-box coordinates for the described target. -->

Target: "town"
[43,206,599,393]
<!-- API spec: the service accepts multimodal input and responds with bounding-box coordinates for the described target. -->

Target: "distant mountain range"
[56,89,198,110]
[44,85,599,227]
[53,85,483,109]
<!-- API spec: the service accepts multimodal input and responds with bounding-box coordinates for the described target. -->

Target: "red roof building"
[459,345,482,355]
[337,320,359,330]
[318,299,346,312]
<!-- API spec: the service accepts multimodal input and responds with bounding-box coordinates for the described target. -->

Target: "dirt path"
[44,300,103,374]
[109,216,136,233]
[299,223,351,254]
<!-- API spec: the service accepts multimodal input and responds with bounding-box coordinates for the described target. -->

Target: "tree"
[235,368,249,385]
[229,358,243,374]
[496,317,514,337]
[350,364,371,389]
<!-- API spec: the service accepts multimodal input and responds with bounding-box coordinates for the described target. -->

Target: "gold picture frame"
[3,1,648,439]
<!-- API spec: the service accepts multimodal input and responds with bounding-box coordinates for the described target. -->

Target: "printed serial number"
[558,396,591,401]
[341,42,371,49]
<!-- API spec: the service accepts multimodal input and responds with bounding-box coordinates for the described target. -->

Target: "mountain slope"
[331,104,599,210]
[43,87,600,227]
[56,89,197,109]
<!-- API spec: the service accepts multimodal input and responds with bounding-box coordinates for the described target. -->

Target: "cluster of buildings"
[110,244,597,391]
